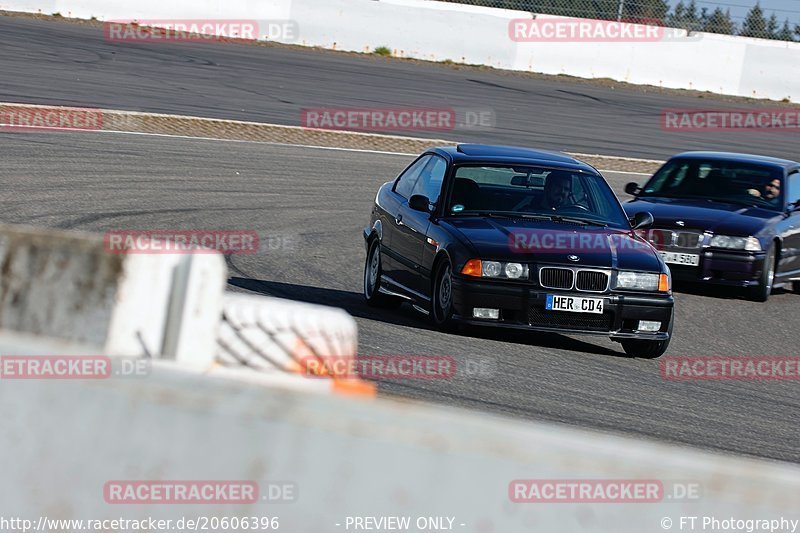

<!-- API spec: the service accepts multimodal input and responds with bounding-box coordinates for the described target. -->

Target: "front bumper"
[664,248,767,287]
[451,277,673,340]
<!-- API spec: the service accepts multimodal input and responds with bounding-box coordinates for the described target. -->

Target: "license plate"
[660,251,700,266]
[545,294,603,314]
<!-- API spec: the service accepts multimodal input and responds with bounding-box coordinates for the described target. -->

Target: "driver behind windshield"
[747,178,781,206]
[536,172,573,211]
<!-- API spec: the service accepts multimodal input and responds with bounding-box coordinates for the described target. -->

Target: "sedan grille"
[576,270,609,292]
[643,229,703,249]
[539,267,574,290]
[528,306,613,332]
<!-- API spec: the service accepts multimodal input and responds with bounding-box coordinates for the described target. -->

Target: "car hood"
[624,197,781,236]
[443,217,662,271]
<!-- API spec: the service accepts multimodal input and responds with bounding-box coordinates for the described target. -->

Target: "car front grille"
[539,267,574,290]
[576,270,609,292]
[643,229,703,249]
[539,267,610,292]
[528,306,613,332]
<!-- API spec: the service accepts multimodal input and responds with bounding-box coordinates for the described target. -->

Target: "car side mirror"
[409,194,431,212]
[630,211,654,230]
[624,182,641,196]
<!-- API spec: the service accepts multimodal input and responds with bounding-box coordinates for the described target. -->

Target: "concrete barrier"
[2,0,799,102]
[0,224,227,358]
[217,292,358,374]
[0,360,798,530]
[0,224,367,394]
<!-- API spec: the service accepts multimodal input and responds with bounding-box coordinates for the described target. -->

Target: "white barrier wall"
[2,363,800,531]
[2,0,799,102]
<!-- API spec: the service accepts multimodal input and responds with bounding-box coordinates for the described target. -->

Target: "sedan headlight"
[709,235,761,251]
[615,271,670,292]
[462,259,529,279]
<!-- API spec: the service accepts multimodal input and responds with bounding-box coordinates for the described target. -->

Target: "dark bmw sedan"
[363,144,675,358]
[623,152,800,301]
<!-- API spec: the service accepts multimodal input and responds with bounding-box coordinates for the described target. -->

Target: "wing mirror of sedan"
[630,211,654,230]
[624,182,641,196]
[408,194,432,213]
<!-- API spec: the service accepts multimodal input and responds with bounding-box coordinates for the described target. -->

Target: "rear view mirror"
[624,182,641,196]
[630,211,654,230]
[409,194,431,212]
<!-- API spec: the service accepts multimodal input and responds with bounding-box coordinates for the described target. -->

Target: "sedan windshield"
[641,158,784,210]
[446,164,630,228]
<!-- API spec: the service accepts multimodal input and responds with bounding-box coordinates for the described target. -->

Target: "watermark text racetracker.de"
[508,229,654,254]
[661,109,800,131]
[104,19,299,43]
[0,105,103,132]
[660,356,800,381]
[299,354,495,380]
[103,480,296,504]
[509,479,701,503]
[508,16,701,42]
[300,107,495,133]
[0,356,149,379]
[103,230,297,255]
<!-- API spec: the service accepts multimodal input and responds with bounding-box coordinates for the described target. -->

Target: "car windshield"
[640,158,784,210]
[446,164,630,228]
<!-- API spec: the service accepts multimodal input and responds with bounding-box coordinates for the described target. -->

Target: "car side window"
[410,155,447,204]
[788,171,800,207]
[394,155,432,199]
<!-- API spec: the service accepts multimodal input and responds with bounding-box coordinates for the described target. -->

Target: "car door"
[392,155,447,296]
[382,155,431,289]
[778,169,800,277]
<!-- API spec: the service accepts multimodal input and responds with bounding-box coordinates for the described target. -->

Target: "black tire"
[620,309,673,359]
[431,260,456,330]
[793,280,800,293]
[363,239,401,308]
[748,243,776,302]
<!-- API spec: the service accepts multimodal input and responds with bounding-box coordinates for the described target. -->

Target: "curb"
[0,102,663,173]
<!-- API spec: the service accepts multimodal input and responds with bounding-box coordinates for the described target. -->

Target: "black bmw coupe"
[363,144,674,358]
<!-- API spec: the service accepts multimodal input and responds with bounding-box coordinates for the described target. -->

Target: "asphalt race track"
[1,15,800,160]
[3,130,798,463]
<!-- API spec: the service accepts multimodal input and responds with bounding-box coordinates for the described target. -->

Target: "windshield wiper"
[451,211,550,220]
[546,214,608,227]
[638,193,694,199]
[641,193,754,205]
[703,197,764,209]
[450,211,608,226]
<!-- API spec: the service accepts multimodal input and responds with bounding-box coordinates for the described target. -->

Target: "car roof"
[432,144,600,174]
[670,151,799,170]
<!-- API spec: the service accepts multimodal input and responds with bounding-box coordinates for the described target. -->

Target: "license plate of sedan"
[546,294,603,314]
[660,252,700,266]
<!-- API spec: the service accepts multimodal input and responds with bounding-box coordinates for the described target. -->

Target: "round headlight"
[482,261,502,277]
[505,263,524,279]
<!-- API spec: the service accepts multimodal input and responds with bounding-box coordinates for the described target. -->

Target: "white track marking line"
[0,124,659,171]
